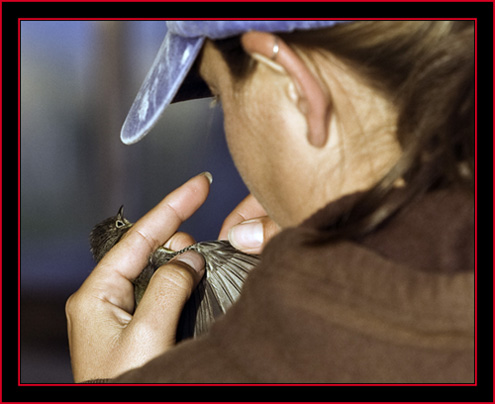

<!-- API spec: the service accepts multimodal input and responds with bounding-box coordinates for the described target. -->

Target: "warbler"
[89,206,260,341]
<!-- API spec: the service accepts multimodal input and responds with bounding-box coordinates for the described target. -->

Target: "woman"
[66,20,474,383]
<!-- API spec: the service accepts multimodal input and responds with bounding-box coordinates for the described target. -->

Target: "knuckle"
[164,200,188,223]
[132,228,161,252]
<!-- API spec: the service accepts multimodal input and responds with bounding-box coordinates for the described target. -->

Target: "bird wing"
[176,240,260,342]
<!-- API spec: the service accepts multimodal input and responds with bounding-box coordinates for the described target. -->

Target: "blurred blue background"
[20,20,248,383]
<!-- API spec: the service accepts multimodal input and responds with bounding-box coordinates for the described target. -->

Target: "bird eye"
[115,219,125,228]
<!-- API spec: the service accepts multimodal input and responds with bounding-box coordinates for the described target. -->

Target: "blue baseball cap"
[121,20,350,145]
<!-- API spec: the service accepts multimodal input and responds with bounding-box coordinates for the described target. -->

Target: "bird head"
[89,205,133,263]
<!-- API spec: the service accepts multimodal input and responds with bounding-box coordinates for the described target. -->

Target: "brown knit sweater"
[91,188,474,383]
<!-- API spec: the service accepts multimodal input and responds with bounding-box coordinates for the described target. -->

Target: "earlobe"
[241,31,331,148]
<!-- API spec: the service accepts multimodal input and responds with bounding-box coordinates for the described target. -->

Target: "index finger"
[89,172,211,302]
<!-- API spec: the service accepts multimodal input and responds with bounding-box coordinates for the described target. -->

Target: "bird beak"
[117,205,124,219]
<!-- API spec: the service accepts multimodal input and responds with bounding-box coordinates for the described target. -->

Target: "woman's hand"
[66,173,211,382]
[218,194,281,254]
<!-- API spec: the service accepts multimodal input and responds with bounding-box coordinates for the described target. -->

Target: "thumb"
[228,216,281,254]
[131,251,205,347]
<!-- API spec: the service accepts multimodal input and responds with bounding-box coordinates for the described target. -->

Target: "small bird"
[89,206,260,342]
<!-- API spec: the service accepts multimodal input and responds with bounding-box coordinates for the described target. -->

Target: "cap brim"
[120,33,206,145]
[121,20,352,145]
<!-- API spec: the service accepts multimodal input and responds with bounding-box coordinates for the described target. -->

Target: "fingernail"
[173,251,205,275]
[228,220,264,249]
[199,171,213,184]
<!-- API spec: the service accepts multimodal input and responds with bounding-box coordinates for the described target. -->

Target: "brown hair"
[214,21,474,239]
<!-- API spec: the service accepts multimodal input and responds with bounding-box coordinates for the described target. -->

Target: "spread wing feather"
[153,240,260,342]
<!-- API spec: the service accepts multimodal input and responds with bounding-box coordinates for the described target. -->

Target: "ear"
[241,31,331,148]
